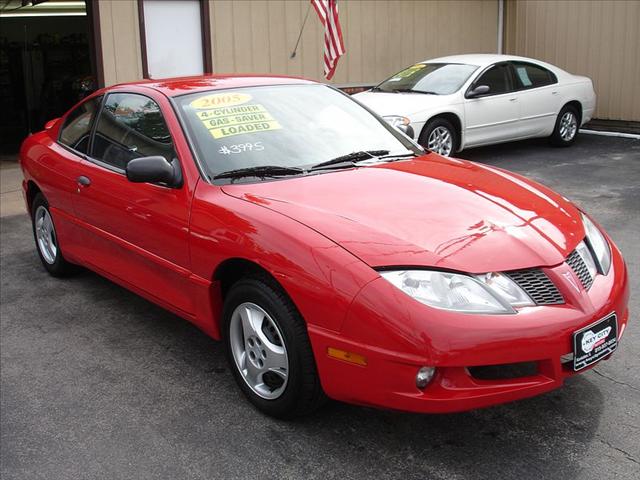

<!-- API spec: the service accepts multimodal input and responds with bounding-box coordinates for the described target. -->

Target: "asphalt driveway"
[2,133,639,480]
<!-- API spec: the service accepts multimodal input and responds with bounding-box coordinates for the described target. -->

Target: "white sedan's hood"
[354,91,458,118]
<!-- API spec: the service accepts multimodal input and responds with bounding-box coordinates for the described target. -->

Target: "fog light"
[416,366,436,389]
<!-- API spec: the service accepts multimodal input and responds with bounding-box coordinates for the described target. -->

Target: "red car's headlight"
[474,272,535,307]
[379,270,528,314]
[582,213,612,275]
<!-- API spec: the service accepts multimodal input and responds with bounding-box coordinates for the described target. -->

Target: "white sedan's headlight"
[582,213,611,274]
[379,270,534,314]
[382,115,411,129]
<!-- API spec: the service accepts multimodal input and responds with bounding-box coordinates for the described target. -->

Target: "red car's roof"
[113,74,319,97]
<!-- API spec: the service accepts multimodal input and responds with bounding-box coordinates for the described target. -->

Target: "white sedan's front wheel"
[419,118,458,157]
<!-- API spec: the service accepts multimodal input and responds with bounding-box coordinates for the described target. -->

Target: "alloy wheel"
[427,126,453,156]
[35,206,57,264]
[229,302,289,400]
[559,111,578,141]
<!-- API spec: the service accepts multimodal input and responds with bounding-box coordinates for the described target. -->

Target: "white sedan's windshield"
[376,63,479,95]
[175,84,417,180]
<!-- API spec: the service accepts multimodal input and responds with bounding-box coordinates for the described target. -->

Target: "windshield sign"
[176,84,417,181]
[376,63,479,95]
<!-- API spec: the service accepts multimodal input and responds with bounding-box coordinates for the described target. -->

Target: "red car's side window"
[91,93,175,171]
[58,95,103,155]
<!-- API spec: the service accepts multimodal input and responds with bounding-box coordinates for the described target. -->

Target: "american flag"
[311,0,345,80]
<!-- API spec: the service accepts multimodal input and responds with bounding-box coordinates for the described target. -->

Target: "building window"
[139,0,211,79]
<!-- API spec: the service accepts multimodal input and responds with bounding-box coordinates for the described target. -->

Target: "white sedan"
[354,54,596,156]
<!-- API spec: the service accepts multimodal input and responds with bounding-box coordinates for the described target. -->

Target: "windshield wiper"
[213,165,304,180]
[392,88,438,95]
[379,151,419,160]
[309,150,390,171]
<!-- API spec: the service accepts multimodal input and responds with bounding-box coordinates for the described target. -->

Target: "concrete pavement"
[0,159,25,218]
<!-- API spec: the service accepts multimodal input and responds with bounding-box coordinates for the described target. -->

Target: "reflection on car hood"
[354,90,457,118]
[221,154,584,273]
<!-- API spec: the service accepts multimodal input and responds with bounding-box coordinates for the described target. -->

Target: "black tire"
[222,274,326,418]
[419,117,458,156]
[31,193,77,276]
[550,105,580,147]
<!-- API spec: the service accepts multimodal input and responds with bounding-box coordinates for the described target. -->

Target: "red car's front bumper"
[308,246,629,414]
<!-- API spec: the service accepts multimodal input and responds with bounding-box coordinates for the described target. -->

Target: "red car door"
[28,95,104,262]
[71,89,195,316]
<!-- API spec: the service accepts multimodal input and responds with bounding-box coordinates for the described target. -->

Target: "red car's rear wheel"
[31,193,76,277]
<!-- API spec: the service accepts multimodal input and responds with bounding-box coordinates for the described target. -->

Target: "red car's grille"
[504,247,595,306]
[566,248,595,290]
[505,269,565,305]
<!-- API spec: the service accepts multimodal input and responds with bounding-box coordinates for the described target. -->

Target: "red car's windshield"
[174,84,417,180]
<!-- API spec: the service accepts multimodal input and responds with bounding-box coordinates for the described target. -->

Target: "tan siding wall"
[209,0,500,84]
[97,0,143,86]
[505,0,640,121]
[97,0,499,87]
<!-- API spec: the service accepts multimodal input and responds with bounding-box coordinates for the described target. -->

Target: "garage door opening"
[0,0,100,153]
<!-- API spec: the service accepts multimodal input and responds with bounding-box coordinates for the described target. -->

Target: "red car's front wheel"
[222,274,325,418]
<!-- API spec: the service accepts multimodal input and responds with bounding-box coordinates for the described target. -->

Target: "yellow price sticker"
[190,92,252,109]
[392,64,426,80]
[191,93,282,139]
[209,120,281,139]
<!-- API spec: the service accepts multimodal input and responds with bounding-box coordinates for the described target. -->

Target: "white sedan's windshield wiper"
[309,150,390,171]
[213,165,304,180]
[392,88,439,95]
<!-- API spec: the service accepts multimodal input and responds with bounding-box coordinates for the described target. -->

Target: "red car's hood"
[221,155,584,273]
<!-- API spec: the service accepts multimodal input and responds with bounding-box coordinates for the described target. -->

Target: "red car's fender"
[187,183,380,338]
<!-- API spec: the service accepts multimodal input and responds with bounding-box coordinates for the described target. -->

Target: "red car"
[20,75,629,418]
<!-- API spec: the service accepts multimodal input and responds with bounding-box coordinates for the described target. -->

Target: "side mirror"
[126,156,182,187]
[44,118,60,130]
[467,85,490,98]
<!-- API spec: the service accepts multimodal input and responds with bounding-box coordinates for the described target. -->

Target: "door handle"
[552,91,558,95]
[77,176,91,188]
[509,98,517,102]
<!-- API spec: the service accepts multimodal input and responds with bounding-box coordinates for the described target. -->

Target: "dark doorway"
[0,0,98,153]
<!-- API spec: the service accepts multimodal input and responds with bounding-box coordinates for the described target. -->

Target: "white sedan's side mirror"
[467,85,491,98]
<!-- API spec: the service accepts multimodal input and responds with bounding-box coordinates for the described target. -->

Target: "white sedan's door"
[511,61,563,137]
[463,64,520,147]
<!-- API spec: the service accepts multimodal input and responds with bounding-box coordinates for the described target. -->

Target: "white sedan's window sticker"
[390,63,426,81]
[516,66,533,87]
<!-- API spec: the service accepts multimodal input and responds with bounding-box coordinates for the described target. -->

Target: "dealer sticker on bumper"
[573,313,618,371]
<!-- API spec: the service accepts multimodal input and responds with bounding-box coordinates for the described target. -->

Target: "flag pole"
[290,2,312,59]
